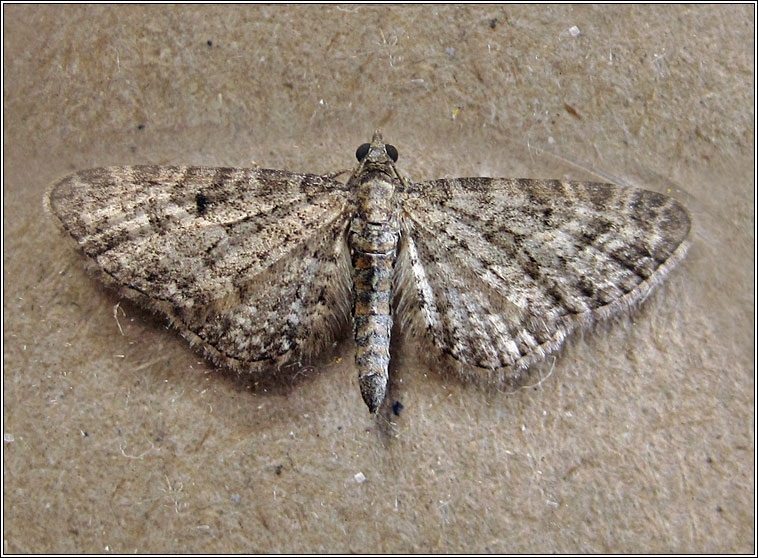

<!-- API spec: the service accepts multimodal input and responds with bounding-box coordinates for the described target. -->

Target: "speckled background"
[3,4,754,553]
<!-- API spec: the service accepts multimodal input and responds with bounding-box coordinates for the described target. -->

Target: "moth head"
[355,132,398,164]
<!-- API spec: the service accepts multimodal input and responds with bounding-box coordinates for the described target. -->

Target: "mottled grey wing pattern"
[48,135,692,412]
[396,177,690,373]
[48,166,353,369]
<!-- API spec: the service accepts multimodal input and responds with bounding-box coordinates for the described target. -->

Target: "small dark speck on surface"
[392,400,404,416]
[564,103,582,120]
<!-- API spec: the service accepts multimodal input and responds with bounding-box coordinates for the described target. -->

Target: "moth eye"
[386,144,399,162]
[355,143,370,161]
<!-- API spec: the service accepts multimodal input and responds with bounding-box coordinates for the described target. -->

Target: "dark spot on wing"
[196,193,209,216]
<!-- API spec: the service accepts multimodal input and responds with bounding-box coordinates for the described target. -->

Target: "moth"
[47,131,690,413]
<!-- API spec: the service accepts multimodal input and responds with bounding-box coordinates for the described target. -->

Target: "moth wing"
[48,165,354,369]
[395,177,690,374]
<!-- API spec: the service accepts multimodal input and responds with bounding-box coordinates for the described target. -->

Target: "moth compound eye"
[356,143,370,161]
[386,144,398,162]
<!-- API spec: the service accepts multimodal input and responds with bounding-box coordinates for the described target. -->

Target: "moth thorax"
[359,175,396,224]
